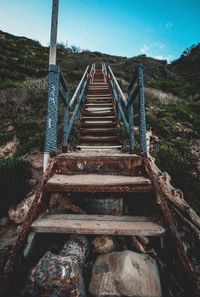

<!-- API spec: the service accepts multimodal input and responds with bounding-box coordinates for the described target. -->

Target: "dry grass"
[145,87,178,104]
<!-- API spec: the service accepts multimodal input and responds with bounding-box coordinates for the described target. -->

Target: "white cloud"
[139,44,149,54]
[159,43,165,49]
[153,54,174,62]
[165,21,173,29]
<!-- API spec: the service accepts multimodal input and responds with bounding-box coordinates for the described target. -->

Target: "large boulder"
[22,235,89,297]
[89,250,162,297]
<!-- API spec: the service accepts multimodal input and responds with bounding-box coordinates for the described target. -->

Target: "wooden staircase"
[78,68,121,149]
[36,69,165,238]
[31,68,164,239]
[31,153,165,238]
[3,65,198,297]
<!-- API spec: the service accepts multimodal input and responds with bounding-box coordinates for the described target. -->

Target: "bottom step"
[31,214,165,237]
[77,145,122,150]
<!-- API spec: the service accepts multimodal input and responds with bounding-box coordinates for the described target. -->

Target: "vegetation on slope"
[0,29,200,216]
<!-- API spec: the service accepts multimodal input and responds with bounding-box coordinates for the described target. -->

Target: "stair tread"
[79,143,121,146]
[80,136,118,143]
[84,111,114,115]
[31,214,165,236]
[46,174,152,192]
[77,145,122,149]
[85,107,113,111]
[85,104,113,106]
[83,116,116,119]
[80,128,117,132]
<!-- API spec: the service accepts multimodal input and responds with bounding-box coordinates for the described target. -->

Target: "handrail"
[69,65,90,108]
[44,62,147,171]
[107,64,147,154]
[102,63,107,82]
[44,64,90,163]
[107,66,126,102]
[89,63,95,83]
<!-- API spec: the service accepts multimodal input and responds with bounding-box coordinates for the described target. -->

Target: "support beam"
[49,0,59,65]
[44,0,59,172]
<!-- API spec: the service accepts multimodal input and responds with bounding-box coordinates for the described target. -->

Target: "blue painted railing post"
[128,103,134,154]
[63,91,69,151]
[138,64,147,154]
[44,64,60,157]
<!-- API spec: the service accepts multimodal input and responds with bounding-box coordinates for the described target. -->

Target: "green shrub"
[0,157,31,217]
[15,118,45,155]
[157,142,200,213]
[0,128,12,146]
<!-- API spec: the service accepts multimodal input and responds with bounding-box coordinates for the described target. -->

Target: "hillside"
[0,29,184,95]
[170,43,200,96]
[0,29,200,219]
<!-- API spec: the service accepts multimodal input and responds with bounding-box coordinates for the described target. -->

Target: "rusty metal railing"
[107,64,147,154]
[44,65,91,160]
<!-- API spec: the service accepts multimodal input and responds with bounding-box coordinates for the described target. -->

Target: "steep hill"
[170,43,200,96]
[0,29,184,96]
[0,29,200,218]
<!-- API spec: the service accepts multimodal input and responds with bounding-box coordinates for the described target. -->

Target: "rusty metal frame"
[2,160,57,294]
[143,156,200,293]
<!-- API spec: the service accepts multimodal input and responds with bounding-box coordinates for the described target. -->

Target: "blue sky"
[0,0,199,62]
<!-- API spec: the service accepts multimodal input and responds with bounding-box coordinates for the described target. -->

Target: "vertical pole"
[128,104,134,153]
[138,64,147,154]
[44,0,59,172]
[49,0,59,65]
[62,92,69,152]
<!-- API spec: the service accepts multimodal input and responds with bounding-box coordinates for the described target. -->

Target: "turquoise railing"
[107,64,147,154]
[44,64,94,156]
[44,62,146,164]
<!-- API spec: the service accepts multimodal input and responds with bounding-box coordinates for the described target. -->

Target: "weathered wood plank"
[33,214,155,222]
[56,154,142,176]
[31,214,165,236]
[46,174,152,193]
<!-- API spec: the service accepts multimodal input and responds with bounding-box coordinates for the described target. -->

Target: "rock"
[0,224,18,274]
[7,125,14,132]
[9,192,85,225]
[92,235,115,254]
[0,135,19,158]
[22,235,89,297]
[0,217,9,226]
[28,178,38,187]
[48,193,85,214]
[89,250,162,297]
[26,153,43,182]
[128,236,146,253]
[8,194,35,224]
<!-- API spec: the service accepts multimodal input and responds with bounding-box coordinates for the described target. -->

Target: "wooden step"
[80,128,117,135]
[87,91,110,95]
[46,174,152,193]
[88,86,109,89]
[90,81,108,87]
[77,145,122,150]
[56,154,142,176]
[83,112,114,117]
[85,103,113,107]
[86,100,112,104]
[85,107,113,112]
[82,117,116,122]
[80,142,121,146]
[81,121,117,128]
[80,135,118,143]
[87,94,111,98]
[31,214,165,236]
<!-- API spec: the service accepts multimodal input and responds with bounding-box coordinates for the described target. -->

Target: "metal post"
[128,104,134,153]
[62,91,69,152]
[138,64,147,154]
[49,0,59,65]
[44,0,59,172]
